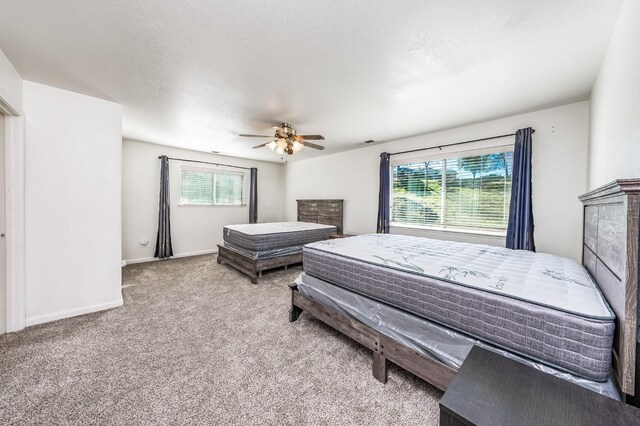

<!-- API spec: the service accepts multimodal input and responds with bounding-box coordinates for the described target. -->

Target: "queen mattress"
[302,234,615,381]
[223,222,336,251]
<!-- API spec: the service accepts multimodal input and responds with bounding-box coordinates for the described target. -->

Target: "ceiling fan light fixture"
[239,123,324,157]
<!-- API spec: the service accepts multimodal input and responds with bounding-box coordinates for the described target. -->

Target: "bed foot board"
[217,245,301,284]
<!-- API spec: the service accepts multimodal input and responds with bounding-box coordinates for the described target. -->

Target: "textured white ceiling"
[0,1,624,162]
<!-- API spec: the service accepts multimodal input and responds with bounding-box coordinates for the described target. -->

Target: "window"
[180,167,245,206]
[214,173,244,205]
[391,148,513,233]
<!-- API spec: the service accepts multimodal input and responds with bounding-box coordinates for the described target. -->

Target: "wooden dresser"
[297,199,344,234]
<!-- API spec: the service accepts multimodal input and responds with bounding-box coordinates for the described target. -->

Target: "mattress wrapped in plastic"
[223,242,304,260]
[303,234,615,381]
[295,272,619,400]
[223,222,336,251]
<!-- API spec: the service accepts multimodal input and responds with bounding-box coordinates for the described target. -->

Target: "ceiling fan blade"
[239,134,272,138]
[298,134,325,140]
[252,142,269,149]
[302,141,325,150]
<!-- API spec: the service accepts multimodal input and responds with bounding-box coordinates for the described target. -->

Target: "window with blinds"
[214,173,243,205]
[391,149,513,233]
[180,167,244,206]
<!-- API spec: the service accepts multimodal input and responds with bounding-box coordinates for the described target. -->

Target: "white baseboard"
[25,298,124,327]
[125,249,218,265]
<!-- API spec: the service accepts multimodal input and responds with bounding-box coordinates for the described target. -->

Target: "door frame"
[0,95,26,333]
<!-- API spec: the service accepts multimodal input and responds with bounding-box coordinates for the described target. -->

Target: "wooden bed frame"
[217,245,301,284]
[297,199,344,234]
[579,179,639,404]
[289,180,640,405]
[289,282,456,390]
[217,199,344,283]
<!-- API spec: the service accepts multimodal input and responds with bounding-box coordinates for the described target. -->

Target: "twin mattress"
[302,234,615,381]
[223,222,336,253]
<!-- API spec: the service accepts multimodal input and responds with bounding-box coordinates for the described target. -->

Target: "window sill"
[178,203,247,207]
[390,223,506,238]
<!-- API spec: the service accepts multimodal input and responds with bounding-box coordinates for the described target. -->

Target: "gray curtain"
[249,167,258,223]
[506,128,535,251]
[154,155,173,259]
[376,152,391,233]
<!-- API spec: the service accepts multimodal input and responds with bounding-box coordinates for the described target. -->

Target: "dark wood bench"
[439,346,640,426]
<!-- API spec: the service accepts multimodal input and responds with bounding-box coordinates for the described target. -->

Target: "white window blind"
[391,150,513,232]
[214,173,244,205]
[180,167,244,206]
[181,169,214,205]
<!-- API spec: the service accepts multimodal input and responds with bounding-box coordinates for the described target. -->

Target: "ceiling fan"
[239,123,325,155]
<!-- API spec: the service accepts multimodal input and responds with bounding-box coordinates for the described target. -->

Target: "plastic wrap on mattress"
[223,243,303,260]
[294,273,620,400]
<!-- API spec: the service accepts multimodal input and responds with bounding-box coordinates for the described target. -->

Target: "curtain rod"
[388,129,535,156]
[159,156,253,171]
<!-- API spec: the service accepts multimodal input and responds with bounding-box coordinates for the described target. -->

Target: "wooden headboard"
[297,199,344,234]
[579,179,640,399]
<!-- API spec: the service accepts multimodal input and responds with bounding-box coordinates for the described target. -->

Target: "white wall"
[122,140,286,263]
[286,101,590,262]
[23,81,123,326]
[588,0,640,189]
[0,114,4,333]
[0,48,22,113]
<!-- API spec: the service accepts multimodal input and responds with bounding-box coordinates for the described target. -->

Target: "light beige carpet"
[0,254,442,425]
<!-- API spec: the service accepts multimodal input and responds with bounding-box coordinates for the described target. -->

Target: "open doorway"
[0,107,25,334]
